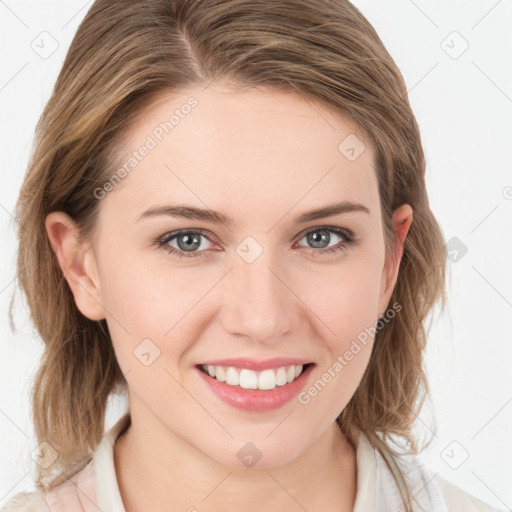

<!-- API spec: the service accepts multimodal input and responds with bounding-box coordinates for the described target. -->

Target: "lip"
[195,362,315,412]
[197,357,312,371]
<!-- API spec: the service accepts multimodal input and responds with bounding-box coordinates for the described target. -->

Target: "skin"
[46,83,412,512]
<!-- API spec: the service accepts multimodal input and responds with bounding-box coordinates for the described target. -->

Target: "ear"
[45,211,106,321]
[377,203,413,318]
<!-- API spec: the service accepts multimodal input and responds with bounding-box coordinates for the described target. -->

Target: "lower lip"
[195,364,315,412]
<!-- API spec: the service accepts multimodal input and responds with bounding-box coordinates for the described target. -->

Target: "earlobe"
[378,204,413,317]
[45,211,106,321]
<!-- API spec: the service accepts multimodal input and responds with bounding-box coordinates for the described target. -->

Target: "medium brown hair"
[12,0,446,509]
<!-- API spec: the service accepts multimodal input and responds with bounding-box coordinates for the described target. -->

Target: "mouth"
[196,362,314,391]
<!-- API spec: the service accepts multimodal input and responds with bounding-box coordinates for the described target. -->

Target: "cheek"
[99,248,192,330]
[97,253,210,368]
[304,254,383,345]
[297,253,383,406]
[297,265,380,420]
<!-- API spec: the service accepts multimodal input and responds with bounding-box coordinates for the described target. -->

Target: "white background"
[0,0,511,510]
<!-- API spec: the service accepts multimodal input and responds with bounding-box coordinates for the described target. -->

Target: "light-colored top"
[1,412,506,512]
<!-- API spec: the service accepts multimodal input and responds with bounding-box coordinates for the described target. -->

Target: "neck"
[114,405,357,512]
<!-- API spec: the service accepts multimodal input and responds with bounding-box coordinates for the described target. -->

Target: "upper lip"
[197,357,313,371]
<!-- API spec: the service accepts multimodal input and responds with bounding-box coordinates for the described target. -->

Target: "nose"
[219,240,300,345]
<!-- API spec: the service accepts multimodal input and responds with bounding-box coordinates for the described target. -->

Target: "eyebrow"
[136,200,370,226]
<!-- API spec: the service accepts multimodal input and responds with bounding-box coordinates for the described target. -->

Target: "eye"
[156,229,216,258]
[154,226,356,259]
[294,226,355,256]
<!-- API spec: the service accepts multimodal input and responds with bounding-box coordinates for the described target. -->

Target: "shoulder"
[1,413,130,512]
[1,459,96,512]
[1,491,50,512]
[434,474,509,512]
[372,441,506,512]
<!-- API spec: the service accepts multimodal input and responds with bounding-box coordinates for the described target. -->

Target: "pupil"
[179,233,200,251]
[309,231,328,248]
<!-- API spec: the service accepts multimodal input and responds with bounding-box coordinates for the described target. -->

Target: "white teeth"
[201,363,308,390]
[225,367,240,386]
[239,369,258,390]
[216,366,226,382]
[258,369,277,390]
[275,367,287,386]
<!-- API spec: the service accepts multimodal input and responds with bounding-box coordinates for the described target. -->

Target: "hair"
[11,0,447,509]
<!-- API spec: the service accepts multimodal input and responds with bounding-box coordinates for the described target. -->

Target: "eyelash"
[154,226,357,259]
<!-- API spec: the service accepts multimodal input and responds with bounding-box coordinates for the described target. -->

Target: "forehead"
[103,83,379,225]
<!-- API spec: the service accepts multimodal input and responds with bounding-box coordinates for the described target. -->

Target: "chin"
[204,435,307,471]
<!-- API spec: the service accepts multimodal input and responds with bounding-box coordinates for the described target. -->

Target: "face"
[49,83,411,469]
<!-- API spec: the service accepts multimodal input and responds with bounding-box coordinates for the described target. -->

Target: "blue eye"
[155,226,356,259]
[158,229,212,257]
[297,227,354,256]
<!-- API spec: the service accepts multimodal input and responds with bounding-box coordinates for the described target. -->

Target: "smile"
[199,363,309,390]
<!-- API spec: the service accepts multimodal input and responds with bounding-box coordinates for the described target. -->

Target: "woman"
[2,0,504,511]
